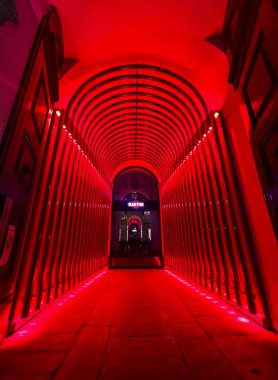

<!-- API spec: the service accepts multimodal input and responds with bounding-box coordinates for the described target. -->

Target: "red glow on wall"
[6,270,107,342]
[160,112,266,326]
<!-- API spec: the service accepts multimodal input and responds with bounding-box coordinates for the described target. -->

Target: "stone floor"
[0,269,278,380]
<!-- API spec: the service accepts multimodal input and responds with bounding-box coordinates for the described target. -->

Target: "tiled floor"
[0,269,278,380]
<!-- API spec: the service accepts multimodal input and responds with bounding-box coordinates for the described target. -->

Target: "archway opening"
[127,216,142,250]
[110,167,162,268]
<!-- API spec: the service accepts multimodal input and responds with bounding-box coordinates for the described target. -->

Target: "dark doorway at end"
[109,168,163,269]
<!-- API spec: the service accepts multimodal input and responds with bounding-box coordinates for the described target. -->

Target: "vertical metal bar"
[20,116,61,317]
[198,133,225,296]
[188,147,210,289]
[69,153,87,288]
[34,125,68,309]
[212,114,261,314]
[53,132,79,298]
[59,139,81,294]
[79,161,91,280]
[178,167,191,277]
[180,161,197,281]
[176,176,184,274]
[206,122,243,305]
[45,131,73,303]
[193,141,216,292]
[65,144,84,290]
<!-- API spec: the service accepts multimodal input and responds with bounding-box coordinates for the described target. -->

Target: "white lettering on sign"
[0,225,15,266]
[127,201,144,208]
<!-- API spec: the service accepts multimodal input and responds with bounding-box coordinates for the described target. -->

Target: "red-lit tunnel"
[0,1,277,339]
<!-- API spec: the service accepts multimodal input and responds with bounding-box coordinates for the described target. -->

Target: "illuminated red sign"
[127,201,144,209]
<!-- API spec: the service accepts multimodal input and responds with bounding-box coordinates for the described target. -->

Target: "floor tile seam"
[83,290,110,322]
[184,313,264,338]
[37,275,110,323]
[94,324,113,380]
[111,333,174,338]
[0,368,60,377]
[51,322,90,379]
[110,321,175,338]
[208,336,248,379]
[168,285,214,340]
[163,271,268,336]
[161,277,198,304]
[0,352,67,376]
[180,308,265,338]
[92,277,120,379]
[174,336,197,380]
[210,334,268,365]
[0,348,75,354]
[81,276,118,323]
[171,290,252,342]
[88,297,120,326]
[175,334,247,380]
[0,291,105,353]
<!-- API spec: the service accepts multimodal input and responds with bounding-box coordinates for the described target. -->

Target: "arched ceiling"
[113,168,158,201]
[65,65,208,182]
[49,0,229,182]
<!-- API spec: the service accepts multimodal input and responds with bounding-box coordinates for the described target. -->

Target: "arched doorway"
[127,215,142,251]
[110,167,162,267]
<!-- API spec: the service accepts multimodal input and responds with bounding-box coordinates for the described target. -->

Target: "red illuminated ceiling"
[51,0,229,182]
[66,65,209,181]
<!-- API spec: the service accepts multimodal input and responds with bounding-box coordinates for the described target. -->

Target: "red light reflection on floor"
[165,269,262,330]
[7,270,107,343]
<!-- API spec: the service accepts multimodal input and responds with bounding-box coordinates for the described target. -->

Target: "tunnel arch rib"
[65,65,208,183]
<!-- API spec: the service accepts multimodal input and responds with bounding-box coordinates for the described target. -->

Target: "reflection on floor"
[0,269,278,380]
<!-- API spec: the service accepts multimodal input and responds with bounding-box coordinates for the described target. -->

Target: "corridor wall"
[0,8,111,336]
[160,0,278,331]
[160,112,269,327]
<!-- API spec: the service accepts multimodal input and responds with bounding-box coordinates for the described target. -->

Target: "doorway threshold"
[110,255,163,269]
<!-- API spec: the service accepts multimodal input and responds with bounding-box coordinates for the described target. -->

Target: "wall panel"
[160,112,269,326]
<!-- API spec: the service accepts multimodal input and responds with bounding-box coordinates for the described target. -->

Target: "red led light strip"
[165,269,263,328]
[10,270,107,338]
